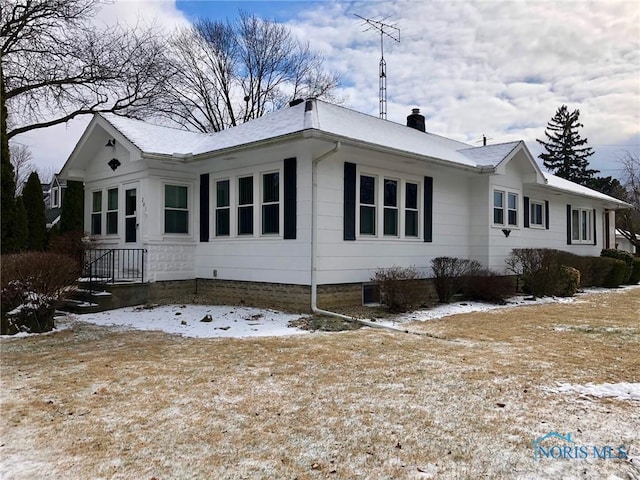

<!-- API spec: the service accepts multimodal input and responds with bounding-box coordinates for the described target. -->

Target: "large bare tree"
[616,152,640,252]
[1,0,172,140]
[9,143,33,195]
[156,11,340,133]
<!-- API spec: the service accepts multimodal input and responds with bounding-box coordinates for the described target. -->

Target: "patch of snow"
[57,305,310,339]
[544,382,640,401]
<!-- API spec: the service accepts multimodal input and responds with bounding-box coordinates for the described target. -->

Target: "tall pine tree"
[1,64,19,253]
[59,180,84,234]
[22,172,47,251]
[537,105,598,185]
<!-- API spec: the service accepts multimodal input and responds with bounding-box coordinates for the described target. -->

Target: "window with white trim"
[164,185,189,234]
[493,189,518,227]
[215,179,230,236]
[51,187,59,208]
[530,200,544,227]
[405,182,419,237]
[571,207,593,243]
[91,191,102,235]
[261,172,279,235]
[359,175,376,235]
[106,187,118,234]
[383,178,398,236]
[237,176,254,235]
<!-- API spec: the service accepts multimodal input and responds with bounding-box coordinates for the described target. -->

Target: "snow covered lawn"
[1,287,638,479]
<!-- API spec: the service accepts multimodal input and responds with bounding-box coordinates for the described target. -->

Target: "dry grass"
[1,288,639,479]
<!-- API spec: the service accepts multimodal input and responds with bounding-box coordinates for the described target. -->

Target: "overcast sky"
[13,0,640,180]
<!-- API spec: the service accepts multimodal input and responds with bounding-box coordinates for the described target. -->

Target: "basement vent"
[362,283,381,305]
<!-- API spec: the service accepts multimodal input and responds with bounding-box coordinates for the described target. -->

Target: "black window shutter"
[545,201,550,230]
[523,196,530,228]
[424,176,433,242]
[593,208,597,245]
[344,162,356,241]
[200,174,209,242]
[283,158,297,239]
[566,204,572,245]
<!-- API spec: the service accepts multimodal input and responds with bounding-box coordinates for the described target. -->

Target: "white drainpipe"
[309,141,405,332]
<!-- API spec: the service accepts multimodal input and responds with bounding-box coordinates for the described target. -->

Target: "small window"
[530,201,544,227]
[493,190,504,225]
[383,179,398,236]
[405,182,419,237]
[507,192,518,226]
[106,188,118,234]
[571,207,593,243]
[238,176,254,235]
[164,185,188,234]
[359,175,376,235]
[51,187,59,208]
[216,180,230,236]
[91,191,102,235]
[262,172,279,235]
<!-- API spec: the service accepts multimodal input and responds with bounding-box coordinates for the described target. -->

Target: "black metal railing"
[83,248,146,294]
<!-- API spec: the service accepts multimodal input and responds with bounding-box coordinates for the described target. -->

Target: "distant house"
[615,229,637,255]
[59,99,630,310]
[44,175,66,229]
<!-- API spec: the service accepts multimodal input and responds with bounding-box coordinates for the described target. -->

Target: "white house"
[59,99,629,310]
[615,229,638,255]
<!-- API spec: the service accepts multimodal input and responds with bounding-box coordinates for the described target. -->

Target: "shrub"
[1,252,81,335]
[555,266,580,297]
[506,248,561,298]
[556,251,593,287]
[371,266,423,313]
[48,230,96,270]
[630,257,640,285]
[601,257,627,288]
[601,249,634,284]
[462,269,515,304]
[431,257,481,303]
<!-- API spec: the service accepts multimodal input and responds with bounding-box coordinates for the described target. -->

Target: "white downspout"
[311,141,341,314]
[309,141,405,332]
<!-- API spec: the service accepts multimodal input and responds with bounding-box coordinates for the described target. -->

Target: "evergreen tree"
[537,105,598,185]
[22,172,47,251]
[59,180,84,234]
[13,196,29,252]
[1,64,19,254]
[585,176,624,198]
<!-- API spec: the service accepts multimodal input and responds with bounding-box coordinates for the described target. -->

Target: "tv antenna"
[354,14,400,119]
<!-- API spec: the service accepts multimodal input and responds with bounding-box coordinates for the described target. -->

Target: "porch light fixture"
[502,229,511,238]
[108,158,121,171]
[105,139,115,147]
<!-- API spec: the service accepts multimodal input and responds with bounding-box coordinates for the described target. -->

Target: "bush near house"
[556,252,627,288]
[555,265,581,297]
[600,249,634,284]
[431,257,481,303]
[462,269,515,304]
[506,248,562,298]
[630,257,640,285]
[371,266,423,313]
[1,252,81,335]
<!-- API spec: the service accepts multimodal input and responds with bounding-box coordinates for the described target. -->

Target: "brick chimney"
[406,108,425,132]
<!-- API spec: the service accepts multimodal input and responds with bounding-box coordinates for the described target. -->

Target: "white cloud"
[16,0,640,178]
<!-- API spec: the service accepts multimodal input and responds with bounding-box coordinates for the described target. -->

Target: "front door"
[125,187,137,243]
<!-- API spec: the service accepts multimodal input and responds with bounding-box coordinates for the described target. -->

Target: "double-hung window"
[571,207,593,243]
[530,200,544,227]
[359,175,376,235]
[493,189,518,226]
[262,172,279,235]
[238,176,254,235]
[383,179,398,236]
[216,180,230,236]
[405,182,419,237]
[91,191,102,235]
[106,188,118,234]
[164,185,188,234]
